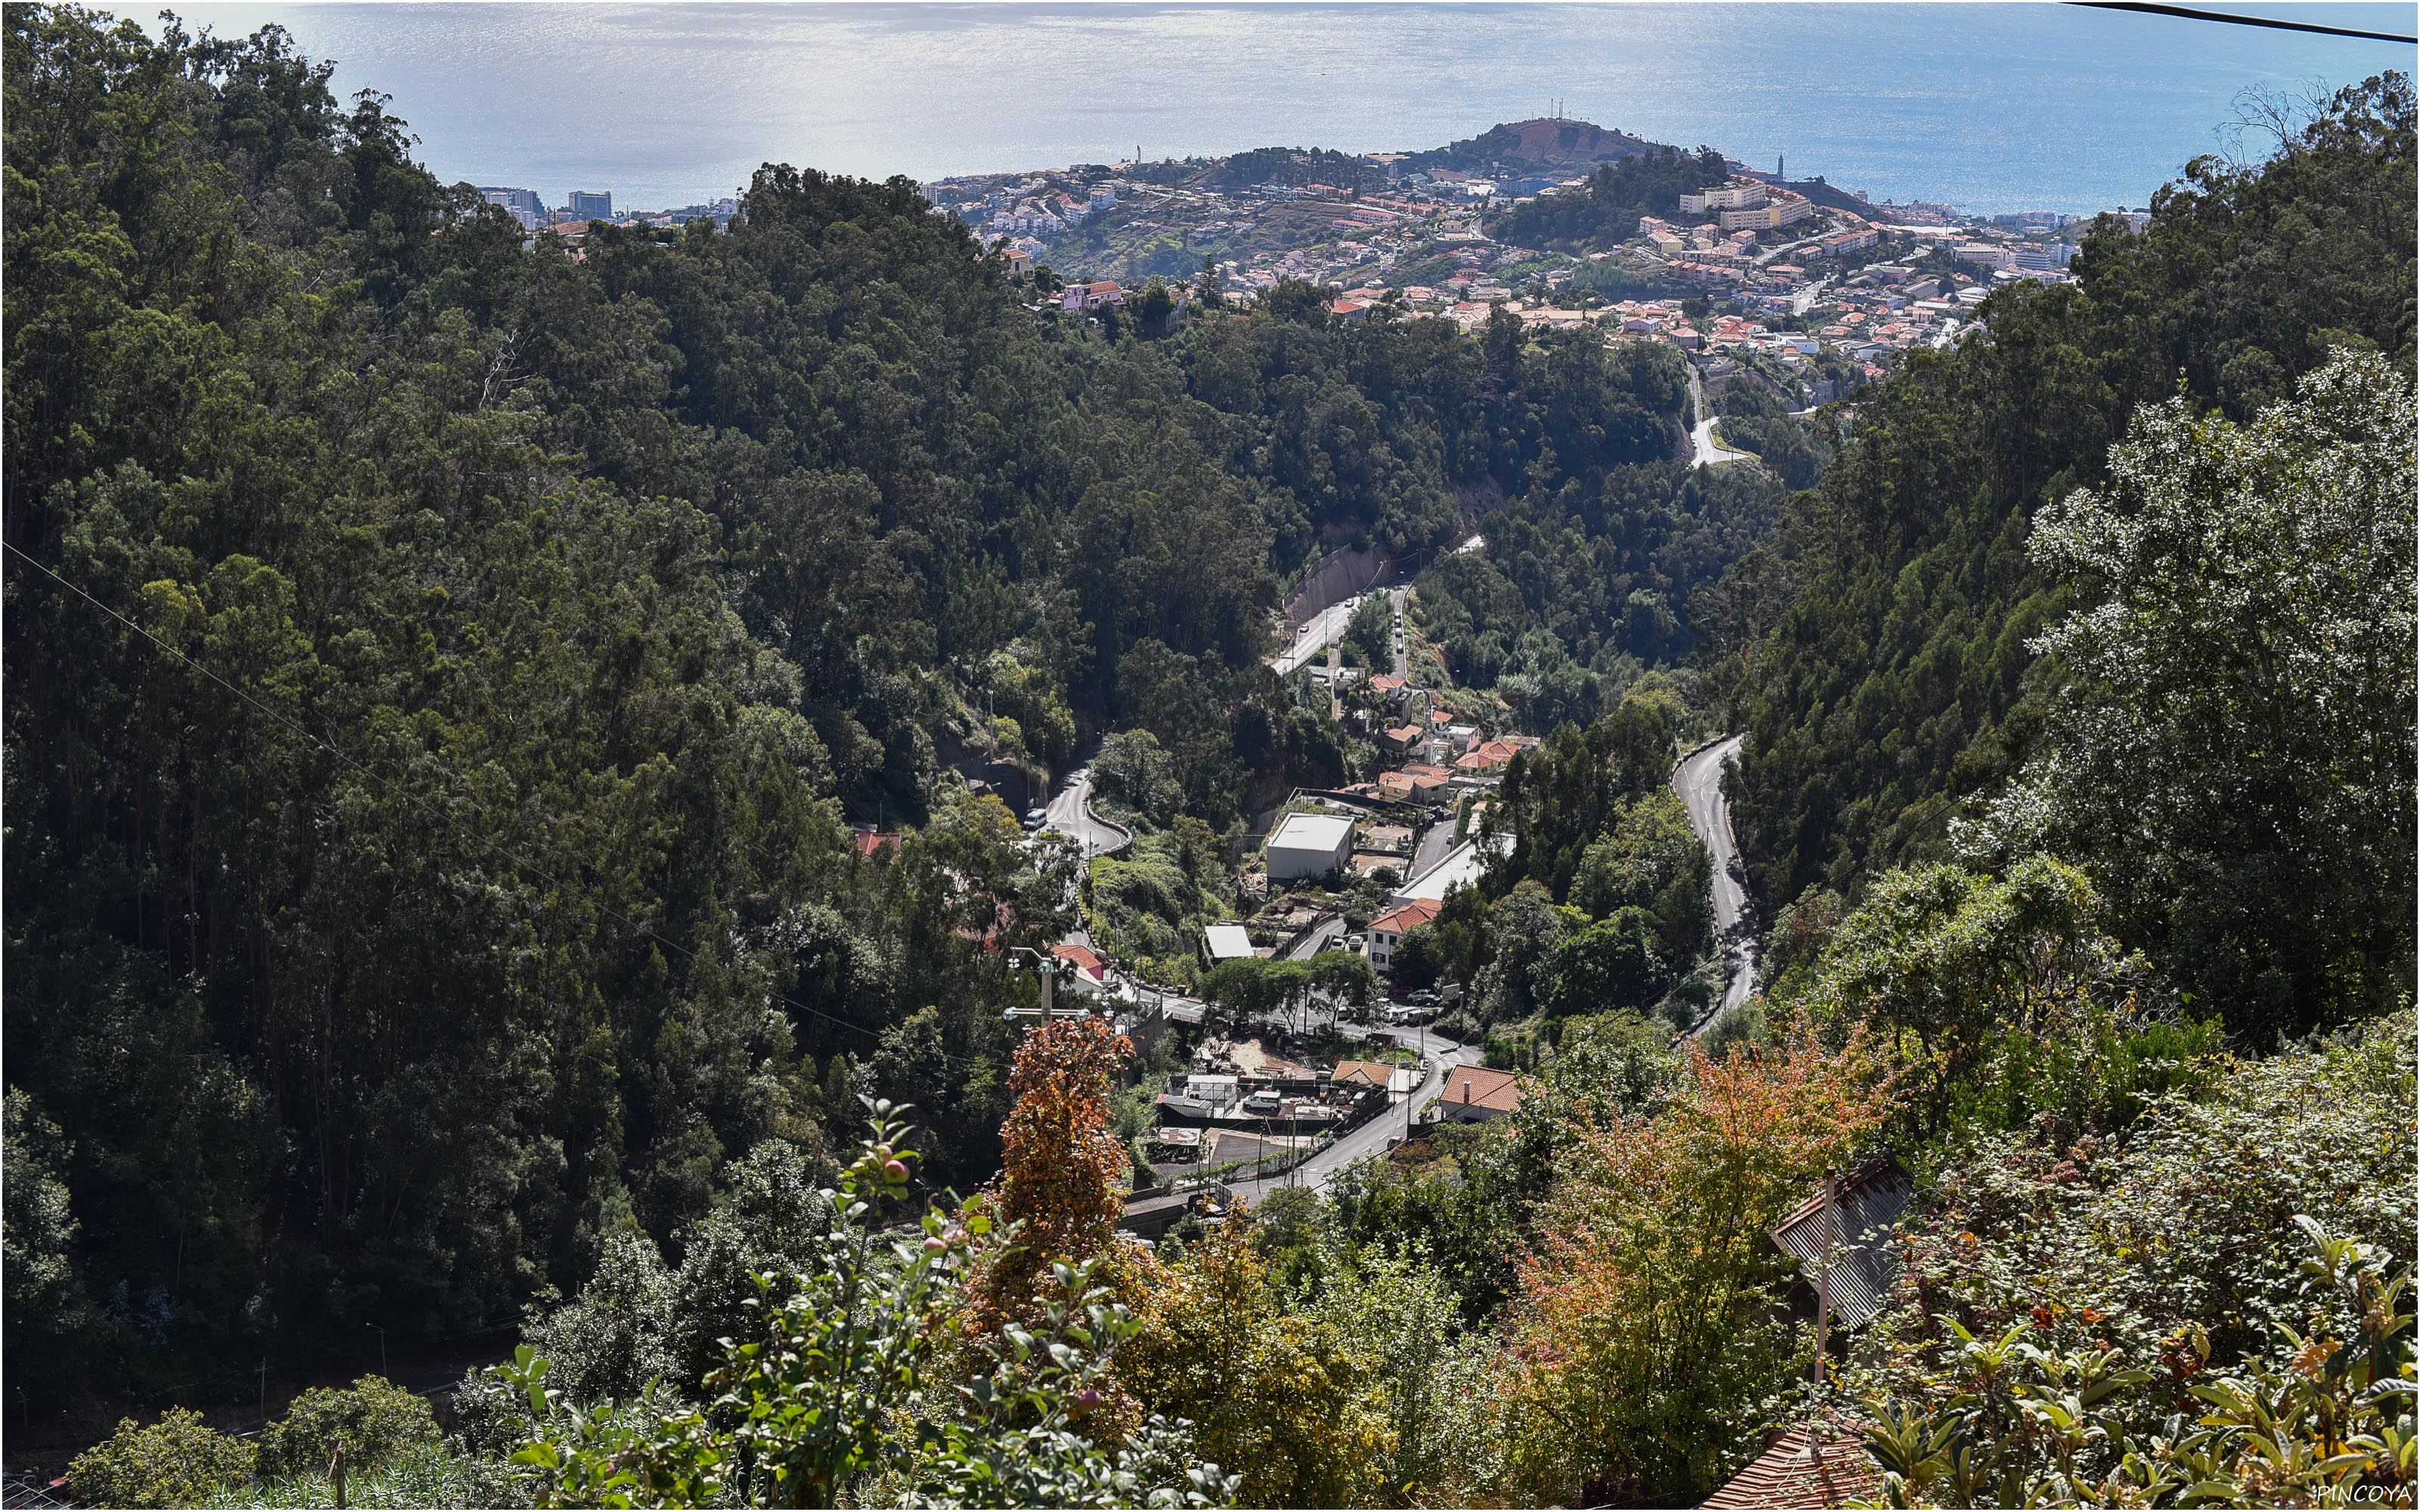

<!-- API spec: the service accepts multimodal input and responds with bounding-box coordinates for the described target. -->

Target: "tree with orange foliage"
[1497,1035,1888,1506]
[960,1015,1150,1333]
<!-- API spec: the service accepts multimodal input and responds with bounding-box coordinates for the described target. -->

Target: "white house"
[1264,812,1355,881]
[1367,897,1442,971]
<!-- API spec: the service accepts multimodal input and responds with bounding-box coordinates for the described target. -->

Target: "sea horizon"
[149,3,2420,216]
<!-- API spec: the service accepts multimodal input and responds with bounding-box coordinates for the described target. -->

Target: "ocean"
[166,2,2415,215]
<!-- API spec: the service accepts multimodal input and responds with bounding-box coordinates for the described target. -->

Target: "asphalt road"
[1407,816,1457,883]
[1688,368,1754,468]
[1043,761,1131,859]
[1273,593,1364,675]
[1280,915,1348,961]
[1672,735,1761,1033]
[1220,1024,1479,1204]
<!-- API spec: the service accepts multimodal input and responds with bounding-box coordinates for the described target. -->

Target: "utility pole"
[365,1322,387,1380]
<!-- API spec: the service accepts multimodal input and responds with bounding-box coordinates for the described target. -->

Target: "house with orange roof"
[1367,897,1442,971]
[850,826,904,861]
[1050,940,1111,995]
[1434,1064,1528,1123]
[1375,770,1450,805]
[1455,738,1523,776]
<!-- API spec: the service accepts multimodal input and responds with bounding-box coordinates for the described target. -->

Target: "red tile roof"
[1440,1064,1526,1114]
[1370,898,1443,935]
[1051,942,1108,979]
[1699,1429,1876,1507]
[1330,1059,1399,1089]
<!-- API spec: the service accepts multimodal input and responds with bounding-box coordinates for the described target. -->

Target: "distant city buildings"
[566,189,613,220]
[478,186,544,228]
[1679,182,1770,215]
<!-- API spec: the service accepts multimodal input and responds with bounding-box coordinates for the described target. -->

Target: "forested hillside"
[1720,73,2416,1039]
[0,7,1719,1412]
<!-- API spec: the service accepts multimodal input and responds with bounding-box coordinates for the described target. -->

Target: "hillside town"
[485,118,2109,417]
[906,121,2104,405]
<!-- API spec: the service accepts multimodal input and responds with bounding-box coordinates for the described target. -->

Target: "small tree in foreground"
[254,1374,442,1479]
[66,1408,254,1508]
[1497,1036,1887,1505]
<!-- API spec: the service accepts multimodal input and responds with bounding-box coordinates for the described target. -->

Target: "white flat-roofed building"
[1201,922,1257,966]
[1265,812,1356,881]
[1680,183,1769,215]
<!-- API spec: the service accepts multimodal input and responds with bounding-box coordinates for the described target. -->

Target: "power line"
[2071,1,2417,43]
[3,539,886,1044]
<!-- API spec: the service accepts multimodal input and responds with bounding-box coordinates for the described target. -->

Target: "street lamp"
[364,1322,387,1380]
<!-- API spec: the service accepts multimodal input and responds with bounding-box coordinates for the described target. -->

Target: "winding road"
[1043,760,1131,859]
[1672,735,1761,1033]
[1688,368,1754,469]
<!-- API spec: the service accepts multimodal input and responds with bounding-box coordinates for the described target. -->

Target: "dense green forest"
[1720,73,2417,1041]
[0,6,1727,1414]
[1412,457,1784,723]
[1487,146,1730,251]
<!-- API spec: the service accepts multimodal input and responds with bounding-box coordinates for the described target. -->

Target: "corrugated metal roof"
[1699,1429,1876,1508]
[1769,1155,1913,1332]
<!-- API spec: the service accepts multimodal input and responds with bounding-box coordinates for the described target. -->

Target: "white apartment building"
[1680,182,1770,215]
[1720,194,1813,231]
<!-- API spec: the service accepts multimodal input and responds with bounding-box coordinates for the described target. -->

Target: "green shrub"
[66,1408,255,1508]
[201,1443,520,1509]
[255,1376,440,1479]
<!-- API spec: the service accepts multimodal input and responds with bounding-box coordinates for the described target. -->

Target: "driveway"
[1671,735,1761,1033]
[1280,915,1348,961]
[1407,816,1457,883]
